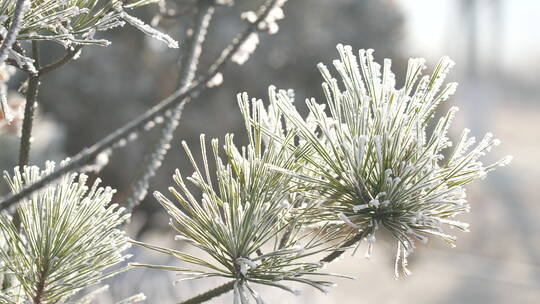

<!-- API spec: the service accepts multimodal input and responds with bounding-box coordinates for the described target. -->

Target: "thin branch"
[319,230,368,264]
[0,0,28,65]
[0,0,283,211]
[18,41,40,169]
[7,39,82,75]
[5,58,25,71]
[177,281,235,304]
[32,263,49,304]
[17,76,39,166]
[39,46,83,76]
[11,41,25,56]
[3,43,32,73]
[124,0,215,213]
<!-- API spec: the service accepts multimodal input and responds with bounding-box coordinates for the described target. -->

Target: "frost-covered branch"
[123,0,215,214]
[18,41,40,169]
[124,0,290,214]
[39,46,83,76]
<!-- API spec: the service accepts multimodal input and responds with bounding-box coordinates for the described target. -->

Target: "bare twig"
[0,0,283,211]
[18,75,39,167]
[124,0,215,213]
[39,46,83,76]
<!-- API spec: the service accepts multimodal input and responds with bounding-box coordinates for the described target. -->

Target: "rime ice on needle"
[114,3,178,49]
[253,44,511,277]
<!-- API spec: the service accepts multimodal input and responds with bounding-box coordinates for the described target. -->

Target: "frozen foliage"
[129,43,510,302]
[0,161,133,303]
[0,0,177,48]
[132,127,342,302]
[253,44,511,277]
[0,0,512,300]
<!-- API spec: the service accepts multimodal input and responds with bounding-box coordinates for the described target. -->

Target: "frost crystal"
[232,33,259,65]
[206,72,223,88]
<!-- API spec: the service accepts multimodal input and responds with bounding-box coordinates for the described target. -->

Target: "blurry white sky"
[397,0,540,79]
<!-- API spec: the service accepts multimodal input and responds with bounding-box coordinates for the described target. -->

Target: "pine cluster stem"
[178,281,235,304]
[320,230,368,264]
[32,263,49,304]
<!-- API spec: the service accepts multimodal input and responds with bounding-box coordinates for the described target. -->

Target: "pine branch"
[0,0,284,211]
[319,230,368,264]
[38,45,83,76]
[18,75,39,168]
[124,0,215,214]
[177,281,235,304]
[18,41,41,169]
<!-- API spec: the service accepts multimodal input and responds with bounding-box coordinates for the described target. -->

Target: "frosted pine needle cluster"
[0,0,177,48]
[132,111,342,302]
[0,161,132,303]
[132,44,511,302]
[250,44,511,277]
